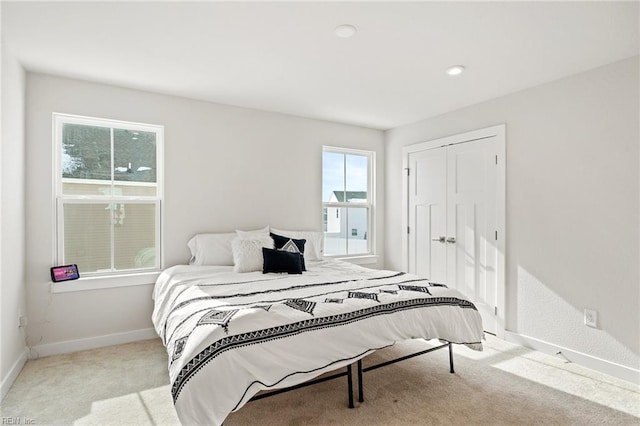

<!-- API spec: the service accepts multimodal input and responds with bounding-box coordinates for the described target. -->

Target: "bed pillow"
[232,234,274,273]
[236,226,270,238]
[187,233,237,266]
[262,247,303,274]
[270,233,306,271]
[270,228,323,261]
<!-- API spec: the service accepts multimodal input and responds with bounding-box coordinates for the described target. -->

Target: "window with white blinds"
[54,113,163,277]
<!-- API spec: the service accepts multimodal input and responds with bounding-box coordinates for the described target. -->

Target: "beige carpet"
[1,335,638,425]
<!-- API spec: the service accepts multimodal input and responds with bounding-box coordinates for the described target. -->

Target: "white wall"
[0,46,28,397]
[385,57,639,376]
[24,73,384,352]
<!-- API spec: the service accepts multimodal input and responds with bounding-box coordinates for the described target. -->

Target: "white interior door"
[446,139,498,333]
[407,148,447,282]
[406,131,502,335]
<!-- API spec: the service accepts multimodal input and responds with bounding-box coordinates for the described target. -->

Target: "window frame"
[322,146,375,258]
[52,113,164,287]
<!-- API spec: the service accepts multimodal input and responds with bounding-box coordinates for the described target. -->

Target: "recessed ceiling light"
[446,65,466,76]
[335,24,357,38]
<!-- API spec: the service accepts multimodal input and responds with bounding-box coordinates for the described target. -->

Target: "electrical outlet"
[584,309,597,328]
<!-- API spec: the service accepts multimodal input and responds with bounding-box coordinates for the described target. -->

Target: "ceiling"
[2,1,638,130]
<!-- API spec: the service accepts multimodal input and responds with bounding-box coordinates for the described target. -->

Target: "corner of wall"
[1,44,28,399]
[0,349,28,401]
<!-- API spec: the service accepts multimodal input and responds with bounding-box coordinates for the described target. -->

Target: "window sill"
[328,254,379,265]
[50,271,160,293]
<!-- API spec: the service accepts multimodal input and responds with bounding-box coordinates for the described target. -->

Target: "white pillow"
[187,233,237,266]
[232,234,274,273]
[236,226,270,237]
[270,228,323,261]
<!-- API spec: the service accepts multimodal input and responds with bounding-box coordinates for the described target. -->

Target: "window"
[54,113,163,277]
[322,147,374,256]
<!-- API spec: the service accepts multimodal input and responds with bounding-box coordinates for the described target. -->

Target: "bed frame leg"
[448,343,455,374]
[357,360,364,403]
[347,364,354,408]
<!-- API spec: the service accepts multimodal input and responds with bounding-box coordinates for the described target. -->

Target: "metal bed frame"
[249,341,454,409]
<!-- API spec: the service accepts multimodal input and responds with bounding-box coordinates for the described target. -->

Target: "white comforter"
[152,260,483,425]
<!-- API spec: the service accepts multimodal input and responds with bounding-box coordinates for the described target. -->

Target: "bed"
[152,232,484,425]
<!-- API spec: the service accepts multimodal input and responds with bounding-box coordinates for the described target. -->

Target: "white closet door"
[407,148,447,282]
[407,136,499,334]
[446,139,498,334]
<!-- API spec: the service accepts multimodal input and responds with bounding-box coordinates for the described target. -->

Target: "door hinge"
[405,168,410,176]
[407,226,410,234]
[495,155,498,165]
[495,230,498,241]
[494,306,498,316]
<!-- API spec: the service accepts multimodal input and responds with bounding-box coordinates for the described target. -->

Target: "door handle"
[446,237,456,243]
[432,236,446,243]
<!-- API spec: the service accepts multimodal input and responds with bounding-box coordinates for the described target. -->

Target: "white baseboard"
[1,348,28,402]
[29,328,159,359]
[504,331,640,385]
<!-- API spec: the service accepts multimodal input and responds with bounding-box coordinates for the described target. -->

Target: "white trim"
[504,331,640,385]
[61,177,157,187]
[52,113,163,133]
[50,271,159,293]
[58,197,159,204]
[323,145,373,157]
[29,328,158,359]
[494,125,506,338]
[401,124,506,338]
[332,254,379,265]
[0,348,28,401]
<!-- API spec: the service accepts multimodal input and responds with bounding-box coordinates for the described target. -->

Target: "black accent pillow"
[270,233,306,271]
[262,247,303,274]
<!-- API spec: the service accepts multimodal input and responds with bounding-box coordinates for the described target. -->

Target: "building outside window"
[322,147,374,256]
[53,113,163,277]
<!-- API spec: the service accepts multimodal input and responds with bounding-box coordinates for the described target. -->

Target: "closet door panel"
[447,139,498,333]
[408,149,447,282]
